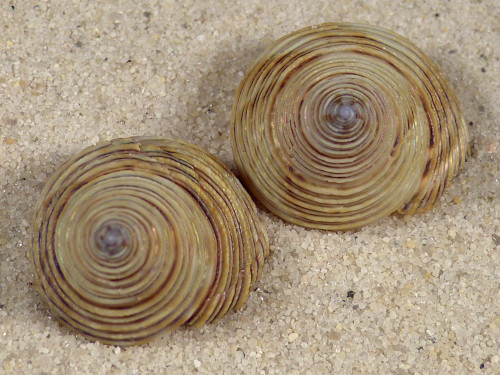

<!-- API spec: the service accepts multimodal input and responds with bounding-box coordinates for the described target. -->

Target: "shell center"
[338,103,355,121]
[94,221,130,259]
[324,98,362,131]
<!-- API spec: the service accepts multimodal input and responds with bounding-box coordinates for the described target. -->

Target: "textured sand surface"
[1,0,499,374]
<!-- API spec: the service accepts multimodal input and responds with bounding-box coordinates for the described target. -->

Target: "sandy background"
[1,0,499,374]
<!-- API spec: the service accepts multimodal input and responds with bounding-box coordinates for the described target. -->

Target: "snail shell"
[231,22,470,230]
[31,137,269,345]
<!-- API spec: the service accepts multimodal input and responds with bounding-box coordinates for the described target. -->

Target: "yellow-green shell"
[31,137,269,345]
[231,22,470,230]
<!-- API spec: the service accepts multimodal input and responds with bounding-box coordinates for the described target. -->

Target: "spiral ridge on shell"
[231,22,470,230]
[31,137,269,345]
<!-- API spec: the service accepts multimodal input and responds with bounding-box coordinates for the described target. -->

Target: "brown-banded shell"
[231,22,470,230]
[31,137,269,345]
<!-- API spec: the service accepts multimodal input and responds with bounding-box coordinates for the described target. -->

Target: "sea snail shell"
[31,137,269,345]
[231,22,470,231]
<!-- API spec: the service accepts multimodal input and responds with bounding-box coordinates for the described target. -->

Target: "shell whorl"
[231,22,470,230]
[31,137,269,345]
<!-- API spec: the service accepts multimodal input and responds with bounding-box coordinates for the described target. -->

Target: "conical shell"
[31,137,269,345]
[231,22,470,230]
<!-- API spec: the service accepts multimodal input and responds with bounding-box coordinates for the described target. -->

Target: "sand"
[0,0,499,374]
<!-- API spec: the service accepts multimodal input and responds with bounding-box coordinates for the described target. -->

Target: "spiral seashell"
[31,137,269,345]
[231,22,470,230]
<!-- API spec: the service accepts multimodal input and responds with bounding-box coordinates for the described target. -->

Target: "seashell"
[231,22,470,230]
[31,137,269,345]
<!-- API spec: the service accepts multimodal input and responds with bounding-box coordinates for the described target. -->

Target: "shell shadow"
[190,37,268,170]
[0,146,68,329]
